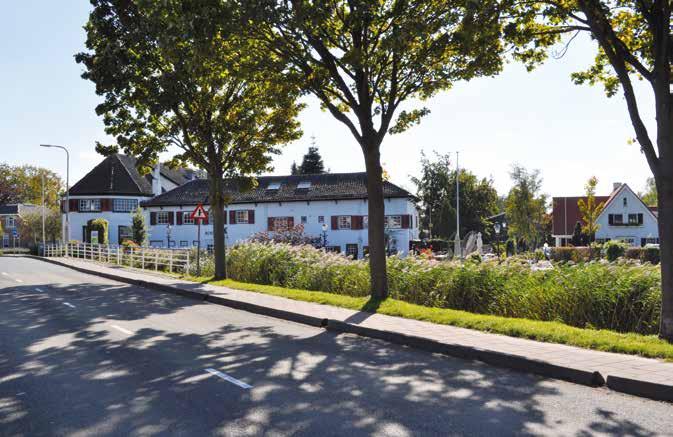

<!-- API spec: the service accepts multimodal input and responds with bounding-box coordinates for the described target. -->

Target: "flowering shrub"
[214,242,663,334]
[248,224,321,246]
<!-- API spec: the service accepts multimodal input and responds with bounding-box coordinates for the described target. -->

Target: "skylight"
[267,182,281,190]
[297,181,311,189]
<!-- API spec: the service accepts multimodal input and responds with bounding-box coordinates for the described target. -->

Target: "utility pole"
[41,172,46,254]
[453,151,461,258]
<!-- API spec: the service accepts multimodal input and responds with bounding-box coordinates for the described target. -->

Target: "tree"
[17,209,61,247]
[253,0,506,298]
[507,1,673,341]
[0,163,64,207]
[131,207,148,246]
[640,177,658,206]
[411,152,498,240]
[504,165,547,250]
[571,221,584,246]
[77,1,303,280]
[290,161,299,175]
[296,146,326,174]
[577,176,605,242]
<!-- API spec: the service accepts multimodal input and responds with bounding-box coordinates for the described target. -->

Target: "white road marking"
[110,325,133,335]
[63,302,76,309]
[35,288,45,293]
[205,368,252,389]
[15,279,23,283]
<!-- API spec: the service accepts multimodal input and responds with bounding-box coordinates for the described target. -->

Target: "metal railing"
[44,242,190,274]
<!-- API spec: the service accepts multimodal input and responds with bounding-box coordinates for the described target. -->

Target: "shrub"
[605,240,627,261]
[642,246,660,264]
[625,247,642,260]
[205,241,664,335]
[86,218,109,245]
[550,247,595,263]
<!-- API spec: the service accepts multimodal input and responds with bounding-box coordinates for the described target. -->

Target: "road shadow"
[0,261,670,436]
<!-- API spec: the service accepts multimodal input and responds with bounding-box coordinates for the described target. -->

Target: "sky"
[0,1,657,199]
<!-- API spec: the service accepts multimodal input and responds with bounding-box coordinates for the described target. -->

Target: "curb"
[325,320,605,388]
[28,256,673,402]
[607,376,673,403]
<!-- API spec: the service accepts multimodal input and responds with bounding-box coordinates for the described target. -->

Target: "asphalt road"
[0,256,672,437]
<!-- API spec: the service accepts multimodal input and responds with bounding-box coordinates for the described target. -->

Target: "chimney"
[613,182,622,192]
[152,163,162,196]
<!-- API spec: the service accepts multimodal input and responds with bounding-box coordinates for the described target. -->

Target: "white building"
[552,182,659,247]
[594,183,660,246]
[141,173,419,258]
[63,154,194,244]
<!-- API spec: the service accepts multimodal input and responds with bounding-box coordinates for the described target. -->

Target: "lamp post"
[494,222,501,257]
[321,223,328,248]
[41,172,46,255]
[40,144,69,256]
[166,223,172,248]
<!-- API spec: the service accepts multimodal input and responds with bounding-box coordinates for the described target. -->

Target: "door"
[346,244,358,259]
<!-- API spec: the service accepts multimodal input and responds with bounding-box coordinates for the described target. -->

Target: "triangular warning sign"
[190,203,208,221]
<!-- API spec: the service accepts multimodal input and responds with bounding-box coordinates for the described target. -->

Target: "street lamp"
[40,144,69,256]
[321,223,328,248]
[166,223,172,248]
[494,222,501,257]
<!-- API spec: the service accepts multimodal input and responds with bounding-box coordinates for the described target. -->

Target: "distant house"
[62,154,195,244]
[552,183,658,247]
[0,204,40,248]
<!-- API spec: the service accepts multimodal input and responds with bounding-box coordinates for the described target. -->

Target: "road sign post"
[190,204,209,277]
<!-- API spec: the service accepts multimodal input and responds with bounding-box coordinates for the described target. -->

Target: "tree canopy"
[504,164,547,249]
[77,0,303,278]
[250,0,507,297]
[578,176,605,241]
[0,163,63,207]
[292,146,326,175]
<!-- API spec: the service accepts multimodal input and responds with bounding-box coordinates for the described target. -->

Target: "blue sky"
[0,1,656,198]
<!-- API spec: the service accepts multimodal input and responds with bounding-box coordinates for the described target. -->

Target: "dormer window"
[297,181,311,189]
[267,182,281,190]
[623,197,627,207]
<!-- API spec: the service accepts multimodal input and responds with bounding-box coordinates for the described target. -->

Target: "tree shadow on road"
[0,269,668,436]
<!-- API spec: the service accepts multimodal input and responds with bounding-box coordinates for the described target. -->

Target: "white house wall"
[145,197,419,258]
[595,185,659,246]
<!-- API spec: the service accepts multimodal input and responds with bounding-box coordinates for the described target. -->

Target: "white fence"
[44,242,190,274]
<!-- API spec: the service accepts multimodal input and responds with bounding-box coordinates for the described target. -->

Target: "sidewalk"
[38,256,672,402]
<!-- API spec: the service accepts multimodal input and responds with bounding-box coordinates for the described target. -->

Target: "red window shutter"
[150,212,157,225]
[69,199,78,212]
[223,211,227,224]
[288,216,294,228]
[229,210,236,224]
[331,216,338,230]
[248,210,255,224]
[352,215,362,230]
[101,199,109,211]
[401,215,411,229]
[176,211,183,225]
[268,217,274,231]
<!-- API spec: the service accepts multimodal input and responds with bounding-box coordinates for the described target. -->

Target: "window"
[385,215,402,229]
[156,211,169,225]
[150,240,164,248]
[118,226,132,244]
[338,215,352,230]
[327,246,341,253]
[180,240,189,247]
[267,182,281,190]
[363,216,368,229]
[271,217,292,232]
[183,212,195,225]
[301,216,307,224]
[346,244,358,259]
[318,215,324,224]
[628,213,643,225]
[609,214,624,225]
[5,216,15,228]
[297,181,311,189]
[113,198,138,212]
[79,199,101,212]
[623,197,628,207]
[235,210,249,224]
[192,240,199,247]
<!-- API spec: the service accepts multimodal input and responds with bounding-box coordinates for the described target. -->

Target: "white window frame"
[183,212,195,225]
[235,210,249,224]
[79,199,101,212]
[612,214,624,225]
[5,216,15,228]
[363,216,368,229]
[157,211,169,225]
[338,215,352,230]
[301,216,307,224]
[297,181,311,189]
[318,215,324,223]
[385,215,402,229]
[180,240,189,247]
[272,217,291,232]
[113,198,138,212]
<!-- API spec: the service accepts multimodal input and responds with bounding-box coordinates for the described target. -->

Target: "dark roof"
[0,204,19,215]
[68,154,192,196]
[552,195,610,235]
[142,172,414,207]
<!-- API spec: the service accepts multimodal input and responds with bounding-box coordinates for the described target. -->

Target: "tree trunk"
[363,144,389,299]
[208,171,227,280]
[658,172,673,341]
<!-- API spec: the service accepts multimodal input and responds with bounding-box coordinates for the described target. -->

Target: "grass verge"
[181,274,673,361]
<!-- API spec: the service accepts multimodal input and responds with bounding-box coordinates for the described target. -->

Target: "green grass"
[178,274,673,361]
